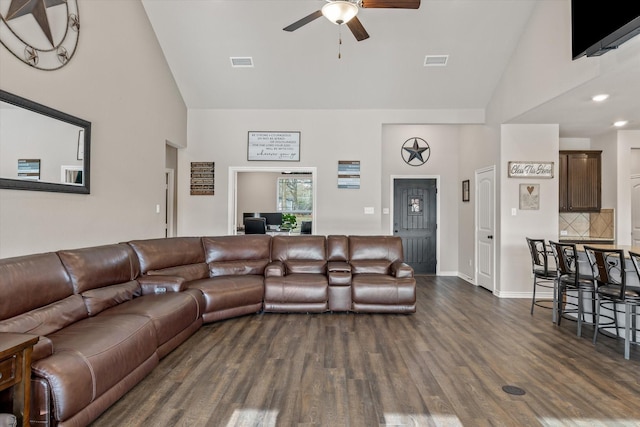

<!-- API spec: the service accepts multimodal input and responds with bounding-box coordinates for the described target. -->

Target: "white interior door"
[476,167,495,292]
[632,175,640,246]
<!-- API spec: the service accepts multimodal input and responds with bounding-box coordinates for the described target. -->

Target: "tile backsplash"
[559,209,614,239]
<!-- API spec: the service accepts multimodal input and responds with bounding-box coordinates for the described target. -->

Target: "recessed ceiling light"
[592,94,609,102]
[614,120,628,127]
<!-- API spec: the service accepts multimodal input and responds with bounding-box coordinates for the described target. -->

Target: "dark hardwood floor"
[91,276,640,426]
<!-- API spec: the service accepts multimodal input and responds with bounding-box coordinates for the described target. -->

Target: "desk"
[0,333,38,427]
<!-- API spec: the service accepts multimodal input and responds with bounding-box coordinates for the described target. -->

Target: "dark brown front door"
[393,179,437,274]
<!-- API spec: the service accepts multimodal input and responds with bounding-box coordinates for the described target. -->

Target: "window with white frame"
[277,176,312,213]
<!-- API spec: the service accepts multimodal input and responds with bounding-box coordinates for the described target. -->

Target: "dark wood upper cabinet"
[559,150,601,212]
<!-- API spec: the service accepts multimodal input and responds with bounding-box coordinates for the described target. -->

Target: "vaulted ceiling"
[142,0,640,138]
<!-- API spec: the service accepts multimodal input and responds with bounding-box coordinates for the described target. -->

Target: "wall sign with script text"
[507,161,554,178]
[248,131,300,161]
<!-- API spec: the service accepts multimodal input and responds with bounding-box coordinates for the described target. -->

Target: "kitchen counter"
[559,237,614,244]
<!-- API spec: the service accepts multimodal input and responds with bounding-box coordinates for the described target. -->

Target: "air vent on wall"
[424,55,448,66]
[230,57,254,67]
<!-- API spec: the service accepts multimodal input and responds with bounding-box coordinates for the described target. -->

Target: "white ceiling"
[142,0,640,138]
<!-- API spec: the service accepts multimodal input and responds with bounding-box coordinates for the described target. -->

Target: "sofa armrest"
[137,275,186,295]
[327,261,351,273]
[390,261,414,278]
[32,336,54,362]
[265,261,285,277]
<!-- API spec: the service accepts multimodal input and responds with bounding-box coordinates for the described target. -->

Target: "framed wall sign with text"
[248,131,300,161]
[508,161,554,178]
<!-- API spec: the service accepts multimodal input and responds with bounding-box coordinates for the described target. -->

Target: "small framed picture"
[519,184,540,210]
[462,179,470,202]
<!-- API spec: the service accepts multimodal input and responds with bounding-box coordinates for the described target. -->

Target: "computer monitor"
[243,212,282,229]
[260,212,283,228]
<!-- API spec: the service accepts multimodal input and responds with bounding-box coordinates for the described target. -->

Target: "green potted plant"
[281,213,297,231]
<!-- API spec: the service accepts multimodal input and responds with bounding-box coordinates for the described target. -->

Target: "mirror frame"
[0,90,91,194]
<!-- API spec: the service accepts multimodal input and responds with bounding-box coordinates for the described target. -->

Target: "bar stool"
[549,241,596,337]
[589,247,640,359]
[525,238,557,321]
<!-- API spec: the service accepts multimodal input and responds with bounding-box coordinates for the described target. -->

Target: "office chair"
[244,217,267,234]
[300,221,312,235]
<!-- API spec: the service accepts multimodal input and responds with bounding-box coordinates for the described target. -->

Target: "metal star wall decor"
[0,0,80,70]
[401,137,431,166]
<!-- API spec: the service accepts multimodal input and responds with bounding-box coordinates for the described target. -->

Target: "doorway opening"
[390,176,439,275]
[228,167,317,235]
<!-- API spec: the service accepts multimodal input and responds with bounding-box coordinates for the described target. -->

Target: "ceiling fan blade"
[361,0,420,9]
[346,16,370,41]
[283,10,324,32]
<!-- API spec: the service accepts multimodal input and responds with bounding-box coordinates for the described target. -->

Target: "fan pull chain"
[338,24,342,59]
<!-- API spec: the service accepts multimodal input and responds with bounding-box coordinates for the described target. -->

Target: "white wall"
[457,125,500,282]
[592,132,618,210]
[0,0,187,258]
[380,124,463,275]
[616,130,640,244]
[180,109,484,238]
[499,124,559,297]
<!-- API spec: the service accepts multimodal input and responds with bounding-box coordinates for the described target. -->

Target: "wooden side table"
[0,333,38,427]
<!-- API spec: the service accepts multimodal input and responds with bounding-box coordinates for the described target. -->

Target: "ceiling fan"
[283,0,421,42]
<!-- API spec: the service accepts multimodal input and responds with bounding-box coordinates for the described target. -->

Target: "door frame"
[165,168,175,238]
[474,166,496,293]
[631,173,640,245]
[389,175,441,275]
[228,166,318,235]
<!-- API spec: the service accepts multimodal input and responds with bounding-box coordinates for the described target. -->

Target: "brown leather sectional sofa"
[0,235,416,426]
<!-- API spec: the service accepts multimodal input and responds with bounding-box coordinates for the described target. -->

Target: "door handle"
[487,235,493,239]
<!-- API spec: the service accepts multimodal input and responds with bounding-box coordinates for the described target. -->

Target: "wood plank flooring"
[91,276,640,426]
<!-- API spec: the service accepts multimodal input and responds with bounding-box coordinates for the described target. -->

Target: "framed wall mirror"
[0,90,91,194]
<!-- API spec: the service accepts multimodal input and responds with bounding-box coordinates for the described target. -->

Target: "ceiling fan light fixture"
[322,1,358,25]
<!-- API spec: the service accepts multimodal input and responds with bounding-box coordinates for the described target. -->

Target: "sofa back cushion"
[348,236,404,274]
[327,235,349,261]
[57,244,141,316]
[0,253,75,321]
[58,244,140,293]
[271,236,327,274]
[128,237,205,274]
[203,235,271,276]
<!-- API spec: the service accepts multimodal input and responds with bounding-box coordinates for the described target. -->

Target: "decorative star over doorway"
[401,137,431,166]
[6,0,67,47]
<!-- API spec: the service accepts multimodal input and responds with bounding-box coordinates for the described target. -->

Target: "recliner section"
[0,234,415,427]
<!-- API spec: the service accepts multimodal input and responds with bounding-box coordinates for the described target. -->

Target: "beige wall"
[0,0,187,258]
[499,124,560,297]
[179,108,484,238]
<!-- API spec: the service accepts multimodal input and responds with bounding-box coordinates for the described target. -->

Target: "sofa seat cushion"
[0,295,88,361]
[33,314,158,422]
[265,274,328,303]
[98,292,201,347]
[351,274,416,305]
[187,276,264,314]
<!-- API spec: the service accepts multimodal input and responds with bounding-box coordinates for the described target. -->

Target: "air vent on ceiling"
[424,55,448,67]
[230,57,254,68]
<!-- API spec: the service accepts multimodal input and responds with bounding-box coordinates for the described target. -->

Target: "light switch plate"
[364,207,375,215]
